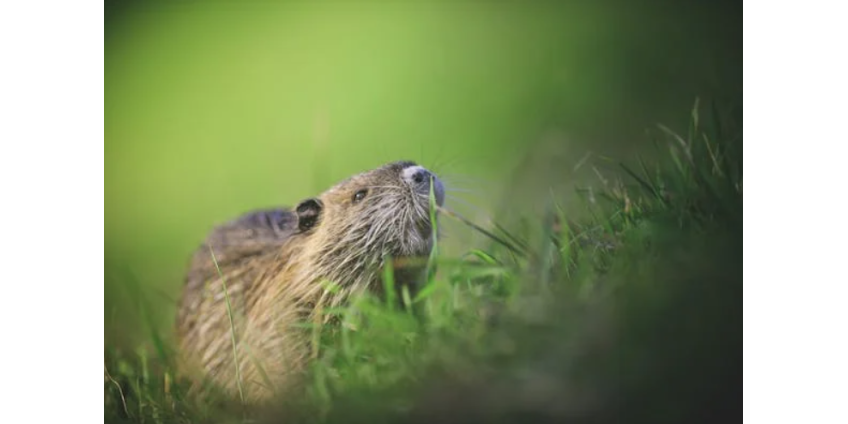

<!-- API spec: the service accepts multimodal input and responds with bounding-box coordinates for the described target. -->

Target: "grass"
[209,245,246,406]
[104,98,741,424]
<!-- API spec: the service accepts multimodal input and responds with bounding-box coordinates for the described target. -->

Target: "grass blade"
[437,205,527,257]
[208,245,246,406]
[383,255,397,311]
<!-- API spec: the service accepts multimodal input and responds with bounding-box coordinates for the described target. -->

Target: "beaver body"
[175,161,445,403]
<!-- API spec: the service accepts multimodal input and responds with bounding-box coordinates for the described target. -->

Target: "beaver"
[175,160,446,403]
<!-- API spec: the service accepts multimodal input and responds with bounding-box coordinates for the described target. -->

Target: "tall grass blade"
[437,205,526,257]
[620,162,664,205]
[426,176,440,282]
[208,245,246,406]
[383,255,397,311]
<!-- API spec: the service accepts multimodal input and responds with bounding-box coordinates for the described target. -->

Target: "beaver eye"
[352,189,368,203]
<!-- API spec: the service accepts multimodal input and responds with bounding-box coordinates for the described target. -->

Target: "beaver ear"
[295,198,323,232]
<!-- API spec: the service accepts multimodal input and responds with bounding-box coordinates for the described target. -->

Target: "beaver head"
[290,160,446,295]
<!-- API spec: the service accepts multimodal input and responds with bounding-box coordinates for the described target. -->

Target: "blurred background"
[105,0,741,348]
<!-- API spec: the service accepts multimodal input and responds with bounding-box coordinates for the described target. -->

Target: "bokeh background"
[105,0,741,348]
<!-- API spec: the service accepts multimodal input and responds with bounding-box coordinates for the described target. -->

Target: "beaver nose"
[402,166,445,207]
[411,169,429,184]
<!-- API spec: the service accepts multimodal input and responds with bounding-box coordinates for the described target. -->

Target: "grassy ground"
[104,99,741,423]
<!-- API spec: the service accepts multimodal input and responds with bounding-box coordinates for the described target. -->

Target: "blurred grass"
[105,1,740,422]
[105,97,741,423]
[105,0,739,348]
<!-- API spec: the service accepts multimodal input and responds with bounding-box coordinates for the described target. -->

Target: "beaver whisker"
[442,194,490,216]
[360,191,399,200]
[411,199,430,224]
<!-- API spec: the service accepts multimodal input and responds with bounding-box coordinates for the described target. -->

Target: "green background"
[105,0,741,346]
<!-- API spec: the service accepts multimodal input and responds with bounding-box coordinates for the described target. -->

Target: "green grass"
[104,99,741,424]
[209,246,246,406]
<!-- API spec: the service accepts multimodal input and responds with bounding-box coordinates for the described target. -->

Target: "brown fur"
[175,161,443,403]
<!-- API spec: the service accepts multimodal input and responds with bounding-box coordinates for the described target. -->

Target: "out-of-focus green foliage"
[105,97,741,423]
[105,2,740,422]
[106,1,739,346]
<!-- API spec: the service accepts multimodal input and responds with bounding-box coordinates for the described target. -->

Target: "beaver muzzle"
[401,165,445,207]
